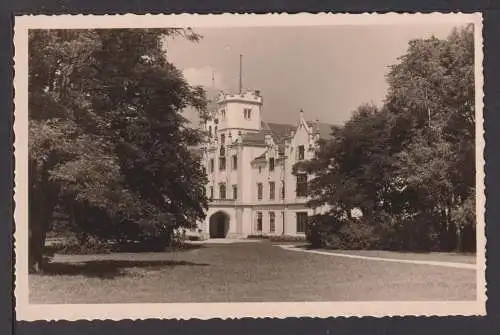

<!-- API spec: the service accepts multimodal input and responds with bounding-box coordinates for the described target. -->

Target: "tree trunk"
[29,186,51,272]
[456,225,463,252]
[28,159,56,273]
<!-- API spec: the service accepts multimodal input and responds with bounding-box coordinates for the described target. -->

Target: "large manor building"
[197,89,334,238]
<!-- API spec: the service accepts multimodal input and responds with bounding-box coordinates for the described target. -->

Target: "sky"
[164,24,460,126]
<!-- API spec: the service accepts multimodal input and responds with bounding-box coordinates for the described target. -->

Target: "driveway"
[29,241,476,303]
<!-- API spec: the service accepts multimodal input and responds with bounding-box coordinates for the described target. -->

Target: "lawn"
[318,249,476,264]
[29,241,476,304]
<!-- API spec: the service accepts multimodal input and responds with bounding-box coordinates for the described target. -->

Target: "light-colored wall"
[200,98,326,238]
[217,91,263,132]
[242,146,266,202]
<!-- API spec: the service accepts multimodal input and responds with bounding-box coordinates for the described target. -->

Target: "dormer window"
[298,145,305,160]
[244,108,252,120]
[269,157,275,172]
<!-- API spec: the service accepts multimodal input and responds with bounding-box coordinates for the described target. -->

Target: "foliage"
[246,234,271,240]
[29,29,209,270]
[268,235,307,243]
[303,25,476,252]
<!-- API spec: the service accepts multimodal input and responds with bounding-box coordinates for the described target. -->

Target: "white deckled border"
[13,12,486,321]
[15,12,481,29]
[19,301,485,321]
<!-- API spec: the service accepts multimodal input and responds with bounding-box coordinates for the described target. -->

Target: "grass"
[318,249,476,264]
[29,241,476,304]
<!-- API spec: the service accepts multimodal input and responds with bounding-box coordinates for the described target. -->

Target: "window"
[296,212,308,233]
[208,125,212,137]
[221,133,225,144]
[281,181,285,199]
[281,211,285,232]
[298,145,305,160]
[296,174,308,197]
[244,108,252,120]
[256,212,263,232]
[220,109,226,119]
[220,145,225,157]
[215,126,218,134]
[258,166,262,174]
[232,184,238,200]
[232,154,238,170]
[269,212,276,233]
[209,158,214,172]
[219,183,226,200]
[210,186,214,200]
[257,183,263,200]
[269,157,275,171]
[219,157,226,171]
[269,181,275,200]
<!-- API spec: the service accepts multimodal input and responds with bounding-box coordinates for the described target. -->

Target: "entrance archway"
[209,211,230,238]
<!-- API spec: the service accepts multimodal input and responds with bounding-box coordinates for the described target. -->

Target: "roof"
[240,121,296,147]
[307,122,337,140]
[252,152,267,163]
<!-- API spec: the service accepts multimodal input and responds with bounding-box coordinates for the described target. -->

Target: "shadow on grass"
[39,259,209,279]
[43,241,206,257]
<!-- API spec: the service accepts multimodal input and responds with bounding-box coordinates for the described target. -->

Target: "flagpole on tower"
[239,54,243,94]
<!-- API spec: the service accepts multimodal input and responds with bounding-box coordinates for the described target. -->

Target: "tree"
[28,28,209,272]
[386,24,475,250]
[303,25,475,251]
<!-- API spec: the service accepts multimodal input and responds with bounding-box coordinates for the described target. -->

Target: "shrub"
[269,235,306,243]
[371,213,442,252]
[187,235,202,241]
[307,215,343,248]
[324,220,376,250]
[56,238,114,255]
[246,234,270,240]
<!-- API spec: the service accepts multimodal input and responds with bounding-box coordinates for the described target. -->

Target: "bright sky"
[165,24,459,126]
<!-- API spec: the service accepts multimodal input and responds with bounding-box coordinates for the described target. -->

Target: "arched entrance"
[209,211,230,238]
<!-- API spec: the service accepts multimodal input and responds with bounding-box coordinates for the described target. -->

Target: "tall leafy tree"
[303,25,475,251]
[28,28,209,271]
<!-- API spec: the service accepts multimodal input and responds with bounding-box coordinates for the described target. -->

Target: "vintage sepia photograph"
[14,13,485,320]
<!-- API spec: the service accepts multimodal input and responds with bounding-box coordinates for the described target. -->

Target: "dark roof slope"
[242,120,337,148]
[241,121,296,146]
[306,121,337,140]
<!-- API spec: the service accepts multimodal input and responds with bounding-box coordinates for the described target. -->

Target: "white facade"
[198,90,333,238]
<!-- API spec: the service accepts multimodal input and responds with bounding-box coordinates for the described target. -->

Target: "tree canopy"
[303,25,476,252]
[28,28,209,271]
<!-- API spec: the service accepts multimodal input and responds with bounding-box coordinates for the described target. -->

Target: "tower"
[203,55,263,142]
[215,90,263,134]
